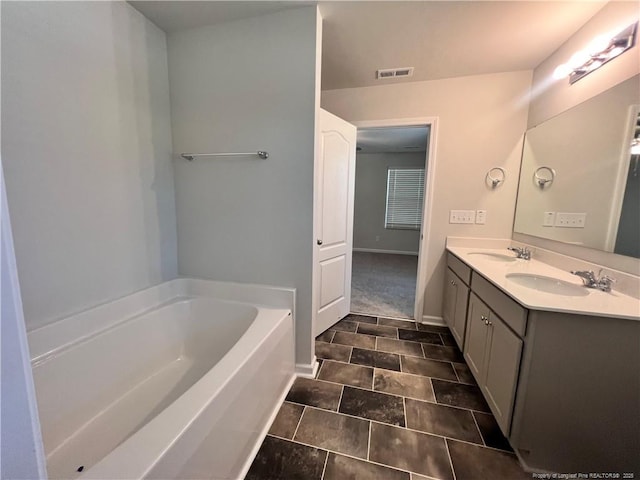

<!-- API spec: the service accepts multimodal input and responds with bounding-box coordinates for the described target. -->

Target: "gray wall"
[354,152,424,254]
[168,7,320,368]
[1,1,177,331]
[615,158,640,258]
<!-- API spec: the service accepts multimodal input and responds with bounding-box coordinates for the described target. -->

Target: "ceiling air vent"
[377,69,396,79]
[395,68,413,77]
[376,67,414,80]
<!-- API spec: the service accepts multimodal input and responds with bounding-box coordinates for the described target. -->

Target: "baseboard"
[513,447,550,474]
[351,310,416,323]
[237,372,296,479]
[353,248,418,256]
[421,315,445,326]
[295,357,320,378]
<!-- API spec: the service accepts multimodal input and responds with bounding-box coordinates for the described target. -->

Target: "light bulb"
[608,46,625,58]
[553,63,572,79]
[568,50,590,69]
[588,59,604,71]
[586,34,611,55]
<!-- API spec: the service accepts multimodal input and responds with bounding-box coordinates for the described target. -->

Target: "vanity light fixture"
[553,21,638,84]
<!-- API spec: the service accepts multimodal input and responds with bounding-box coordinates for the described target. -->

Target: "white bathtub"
[28,278,295,480]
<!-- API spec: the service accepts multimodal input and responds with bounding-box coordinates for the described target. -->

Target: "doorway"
[350,122,433,320]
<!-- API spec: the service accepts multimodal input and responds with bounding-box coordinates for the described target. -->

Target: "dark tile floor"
[246,314,530,480]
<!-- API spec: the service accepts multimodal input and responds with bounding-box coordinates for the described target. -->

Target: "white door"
[313,110,357,336]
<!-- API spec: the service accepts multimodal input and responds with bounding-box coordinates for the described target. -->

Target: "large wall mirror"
[514,74,640,259]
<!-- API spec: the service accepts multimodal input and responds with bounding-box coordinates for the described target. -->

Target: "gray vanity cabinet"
[443,253,471,350]
[509,311,640,474]
[443,267,470,350]
[446,249,640,473]
[464,292,523,435]
[463,293,490,379]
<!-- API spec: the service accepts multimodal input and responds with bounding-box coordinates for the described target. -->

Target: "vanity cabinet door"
[463,293,491,383]
[464,293,523,435]
[443,268,469,350]
[482,312,522,435]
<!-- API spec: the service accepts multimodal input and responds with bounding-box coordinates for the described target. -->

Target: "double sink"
[467,251,588,297]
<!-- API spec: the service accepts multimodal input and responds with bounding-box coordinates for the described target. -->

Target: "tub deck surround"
[28,278,296,362]
[445,244,640,321]
[27,278,295,480]
[248,314,529,480]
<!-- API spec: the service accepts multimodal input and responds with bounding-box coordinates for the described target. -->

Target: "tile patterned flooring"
[246,314,530,480]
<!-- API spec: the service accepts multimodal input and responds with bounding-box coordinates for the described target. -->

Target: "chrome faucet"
[507,246,531,260]
[570,269,616,292]
[571,270,597,287]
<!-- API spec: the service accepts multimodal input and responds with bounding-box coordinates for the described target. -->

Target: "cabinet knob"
[488,321,493,326]
[451,280,456,286]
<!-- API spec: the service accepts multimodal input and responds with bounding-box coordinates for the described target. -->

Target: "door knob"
[317,239,323,245]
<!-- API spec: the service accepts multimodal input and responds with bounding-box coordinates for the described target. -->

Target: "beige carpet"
[350,251,418,319]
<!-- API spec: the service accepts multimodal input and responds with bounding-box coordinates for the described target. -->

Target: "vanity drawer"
[447,252,471,285]
[471,272,527,336]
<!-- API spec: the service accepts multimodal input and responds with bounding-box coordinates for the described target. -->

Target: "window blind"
[385,167,425,230]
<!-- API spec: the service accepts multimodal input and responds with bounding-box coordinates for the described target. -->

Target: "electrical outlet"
[375,235,380,242]
[543,212,555,227]
[449,210,475,224]
[555,212,586,228]
[475,210,487,224]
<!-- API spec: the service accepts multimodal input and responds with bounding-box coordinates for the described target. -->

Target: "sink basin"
[505,273,589,297]
[468,252,517,262]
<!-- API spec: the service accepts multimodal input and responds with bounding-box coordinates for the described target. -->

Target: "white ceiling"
[128,1,310,32]
[319,1,607,90]
[357,126,429,153]
[129,0,608,90]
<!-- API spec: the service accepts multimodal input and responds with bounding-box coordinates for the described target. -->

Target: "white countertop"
[447,246,640,321]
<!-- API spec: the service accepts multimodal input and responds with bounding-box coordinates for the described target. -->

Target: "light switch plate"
[555,212,586,228]
[449,210,475,224]
[543,212,555,227]
[475,210,487,224]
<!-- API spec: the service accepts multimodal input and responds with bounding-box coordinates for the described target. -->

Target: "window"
[385,167,425,230]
